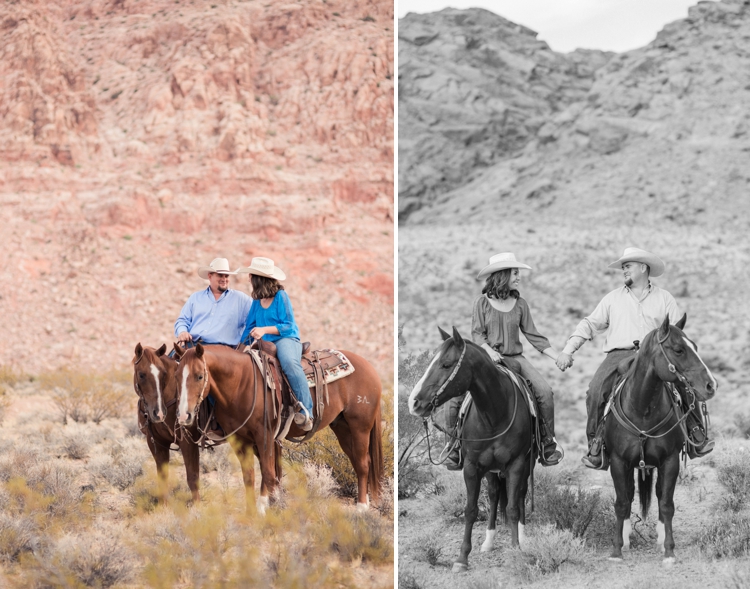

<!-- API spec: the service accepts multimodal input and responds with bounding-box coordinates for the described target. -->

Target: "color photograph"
[0,0,394,586]
[397,1,750,587]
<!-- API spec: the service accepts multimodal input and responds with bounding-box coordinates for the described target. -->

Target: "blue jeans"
[276,338,313,415]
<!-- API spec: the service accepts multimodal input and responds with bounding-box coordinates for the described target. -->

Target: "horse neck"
[463,345,515,425]
[623,340,670,419]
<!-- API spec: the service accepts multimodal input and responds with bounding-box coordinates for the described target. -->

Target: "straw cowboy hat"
[477,252,532,280]
[198,258,238,279]
[236,257,287,281]
[608,247,665,277]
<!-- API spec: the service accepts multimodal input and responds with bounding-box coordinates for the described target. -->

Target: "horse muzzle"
[177,411,194,427]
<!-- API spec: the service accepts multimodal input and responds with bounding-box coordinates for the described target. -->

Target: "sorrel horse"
[604,314,716,563]
[132,343,201,502]
[174,344,383,513]
[409,327,534,573]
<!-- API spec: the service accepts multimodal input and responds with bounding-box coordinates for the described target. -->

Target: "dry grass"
[0,372,393,587]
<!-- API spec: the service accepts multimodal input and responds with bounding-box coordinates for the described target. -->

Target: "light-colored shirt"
[472,295,552,356]
[240,290,301,345]
[562,283,682,355]
[174,287,252,345]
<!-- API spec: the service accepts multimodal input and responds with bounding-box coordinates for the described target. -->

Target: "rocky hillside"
[399,0,750,230]
[398,0,750,430]
[0,0,394,374]
[398,7,612,219]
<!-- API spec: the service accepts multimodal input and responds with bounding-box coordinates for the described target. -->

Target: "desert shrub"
[302,461,338,499]
[89,442,144,491]
[734,413,750,439]
[532,470,602,538]
[315,504,393,564]
[0,514,41,562]
[504,524,588,581]
[25,462,83,518]
[0,386,12,424]
[39,369,131,425]
[200,443,234,474]
[376,476,394,519]
[0,449,41,483]
[25,528,134,588]
[398,350,436,498]
[0,365,23,386]
[415,532,442,565]
[697,513,750,558]
[59,435,90,460]
[398,566,422,589]
[715,449,750,512]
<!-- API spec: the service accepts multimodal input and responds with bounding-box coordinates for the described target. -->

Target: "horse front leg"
[231,439,257,515]
[256,438,280,515]
[517,457,531,549]
[505,455,527,548]
[608,455,631,560]
[481,473,500,553]
[657,453,680,563]
[454,461,483,573]
[146,433,171,504]
[180,437,201,503]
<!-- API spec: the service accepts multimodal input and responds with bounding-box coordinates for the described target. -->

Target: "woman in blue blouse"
[238,257,313,432]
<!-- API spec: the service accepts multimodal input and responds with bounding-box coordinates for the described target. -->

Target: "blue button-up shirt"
[174,287,253,345]
[240,290,301,345]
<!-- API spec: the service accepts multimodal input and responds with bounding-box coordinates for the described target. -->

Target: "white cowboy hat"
[608,247,665,277]
[198,258,237,279]
[236,257,286,281]
[477,252,532,280]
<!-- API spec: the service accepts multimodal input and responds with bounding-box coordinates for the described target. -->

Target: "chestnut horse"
[409,327,534,573]
[174,344,383,513]
[133,343,201,502]
[604,315,717,563]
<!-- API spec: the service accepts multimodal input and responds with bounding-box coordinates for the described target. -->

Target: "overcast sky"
[397,0,698,53]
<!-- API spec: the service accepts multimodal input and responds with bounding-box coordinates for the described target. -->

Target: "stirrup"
[540,438,564,466]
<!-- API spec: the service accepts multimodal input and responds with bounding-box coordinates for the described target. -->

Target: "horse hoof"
[356,502,369,513]
[663,557,676,567]
[452,562,468,574]
[608,555,624,562]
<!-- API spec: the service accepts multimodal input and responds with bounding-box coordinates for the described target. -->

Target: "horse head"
[648,313,717,402]
[408,326,470,418]
[132,343,174,423]
[175,344,209,427]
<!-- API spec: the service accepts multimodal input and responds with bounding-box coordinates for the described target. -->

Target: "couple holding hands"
[444,247,713,470]
[173,256,314,432]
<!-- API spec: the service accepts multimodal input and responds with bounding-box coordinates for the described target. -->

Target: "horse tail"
[368,399,384,505]
[637,468,654,519]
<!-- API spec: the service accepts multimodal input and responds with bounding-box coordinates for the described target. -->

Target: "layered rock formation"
[398,8,611,218]
[0,0,393,374]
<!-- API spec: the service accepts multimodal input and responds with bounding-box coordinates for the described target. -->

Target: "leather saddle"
[243,340,352,442]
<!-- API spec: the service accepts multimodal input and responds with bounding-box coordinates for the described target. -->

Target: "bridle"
[424,341,467,414]
[133,350,170,423]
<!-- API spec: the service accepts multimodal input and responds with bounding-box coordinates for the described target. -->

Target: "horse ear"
[134,342,143,357]
[196,343,204,358]
[675,313,687,330]
[156,344,167,357]
[659,315,671,339]
[438,326,451,341]
[172,343,185,359]
[451,326,464,346]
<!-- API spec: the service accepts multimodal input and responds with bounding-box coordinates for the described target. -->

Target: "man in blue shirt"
[175,257,252,346]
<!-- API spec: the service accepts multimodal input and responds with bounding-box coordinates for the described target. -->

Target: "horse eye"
[138,372,145,379]
[674,348,684,355]
[197,374,203,380]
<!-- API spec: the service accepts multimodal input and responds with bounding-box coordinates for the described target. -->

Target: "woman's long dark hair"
[482,269,519,300]
[250,274,285,300]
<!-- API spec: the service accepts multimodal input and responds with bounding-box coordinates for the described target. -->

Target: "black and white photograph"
[397,1,750,587]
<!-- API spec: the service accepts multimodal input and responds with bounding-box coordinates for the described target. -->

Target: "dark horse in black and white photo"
[604,314,716,563]
[409,326,534,572]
